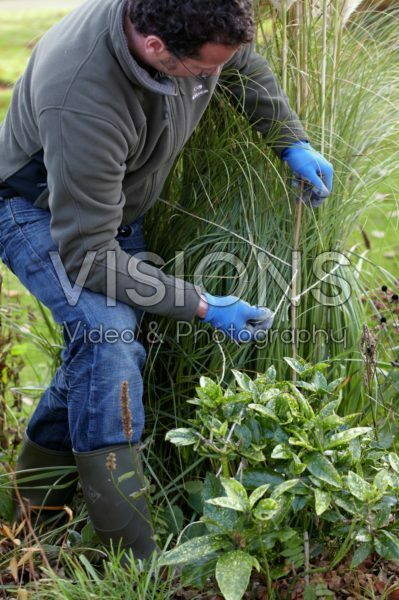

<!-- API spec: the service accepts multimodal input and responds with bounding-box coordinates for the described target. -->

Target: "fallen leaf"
[327,572,343,591]
[375,580,386,593]
[1,524,15,539]
[17,547,41,568]
[8,556,18,582]
[63,505,73,522]
[14,521,26,537]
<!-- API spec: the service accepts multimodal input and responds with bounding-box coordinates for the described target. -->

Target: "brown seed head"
[106,452,117,471]
[120,380,133,441]
[360,324,377,390]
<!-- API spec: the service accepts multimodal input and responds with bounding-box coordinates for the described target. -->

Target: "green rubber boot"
[74,443,160,562]
[13,433,78,520]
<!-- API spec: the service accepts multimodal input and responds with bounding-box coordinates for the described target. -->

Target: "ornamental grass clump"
[161,361,399,599]
[143,5,399,421]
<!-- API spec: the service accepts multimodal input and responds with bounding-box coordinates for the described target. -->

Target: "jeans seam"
[87,340,98,447]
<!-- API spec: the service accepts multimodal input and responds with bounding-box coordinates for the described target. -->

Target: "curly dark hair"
[128,0,255,59]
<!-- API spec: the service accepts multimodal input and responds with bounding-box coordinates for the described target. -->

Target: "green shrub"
[161,360,399,599]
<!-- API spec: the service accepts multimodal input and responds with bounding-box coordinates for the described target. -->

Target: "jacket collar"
[109,0,177,96]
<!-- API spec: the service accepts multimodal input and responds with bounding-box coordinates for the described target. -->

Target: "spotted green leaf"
[239,447,265,462]
[265,365,276,382]
[288,435,316,451]
[271,444,292,459]
[231,370,257,393]
[216,551,260,600]
[253,498,278,521]
[347,471,376,502]
[199,376,217,388]
[306,453,342,488]
[205,496,247,512]
[270,479,300,499]
[284,357,308,374]
[334,495,359,515]
[375,531,399,561]
[325,427,371,449]
[374,468,394,492]
[319,400,341,417]
[327,377,346,392]
[248,404,279,421]
[159,534,227,566]
[248,484,270,509]
[197,377,223,406]
[388,452,399,473]
[312,371,328,391]
[259,388,281,402]
[355,528,372,543]
[288,383,315,418]
[220,477,248,507]
[290,454,307,475]
[202,473,241,533]
[165,428,198,446]
[314,489,331,516]
[350,542,373,568]
[117,470,136,484]
[374,504,391,529]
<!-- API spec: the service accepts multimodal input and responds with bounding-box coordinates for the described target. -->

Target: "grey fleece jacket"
[0,0,306,321]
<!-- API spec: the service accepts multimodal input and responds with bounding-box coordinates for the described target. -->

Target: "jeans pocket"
[8,196,51,226]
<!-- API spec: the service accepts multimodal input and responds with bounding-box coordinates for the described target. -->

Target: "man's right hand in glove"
[196,292,274,343]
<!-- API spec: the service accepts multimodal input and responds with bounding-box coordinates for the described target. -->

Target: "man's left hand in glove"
[281,140,334,208]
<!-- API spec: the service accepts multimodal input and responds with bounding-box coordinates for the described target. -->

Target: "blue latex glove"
[281,140,334,207]
[199,293,274,343]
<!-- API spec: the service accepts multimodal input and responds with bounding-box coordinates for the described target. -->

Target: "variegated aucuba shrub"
[160,359,399,600]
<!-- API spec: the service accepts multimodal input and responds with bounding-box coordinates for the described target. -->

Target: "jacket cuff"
[271,133,310,159]
[164,281,203,322]
[280,138,310,160]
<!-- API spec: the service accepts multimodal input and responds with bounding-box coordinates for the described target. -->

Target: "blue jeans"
[0,196,148,453]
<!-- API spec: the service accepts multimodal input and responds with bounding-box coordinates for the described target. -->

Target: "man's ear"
[144,35,167,58]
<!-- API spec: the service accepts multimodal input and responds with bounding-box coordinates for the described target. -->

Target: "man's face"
[124,16,242,79]
[158,42,240,78]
